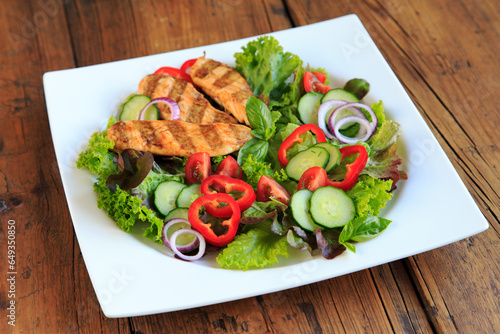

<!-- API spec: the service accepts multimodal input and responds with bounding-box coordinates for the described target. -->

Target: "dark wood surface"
[1,0,499,333]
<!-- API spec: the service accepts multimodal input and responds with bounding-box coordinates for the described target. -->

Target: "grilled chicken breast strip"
[190,57,254,126]
[137,74,238,124]
[108,120,253,157]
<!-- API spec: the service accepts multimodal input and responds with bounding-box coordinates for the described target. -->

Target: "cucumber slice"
[120,94,159,120]
[285,146,329,181]
[309,186,355,228]
[313,143,341,173]
[298,92,323,125]
[290,189,321,232]
[321,88,359,104]
[321,89,360,129]
[164,207,189,221]
[154,181,187,216]
[176,183,202,208]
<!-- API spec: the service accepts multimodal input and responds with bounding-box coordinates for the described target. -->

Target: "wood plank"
[0,0,121,332]
[131,0,274,55]
[371,261,434,333]
[64,0,148,66]
[131,298,270,334]
[0,0,78,332]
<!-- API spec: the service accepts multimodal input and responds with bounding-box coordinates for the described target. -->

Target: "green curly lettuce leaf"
[94,177,164,239]
[241,154,287,189]
[370,100,386,129]
[216,221,289,270]
[234,35,302,110]
[76,134,117,178]
[347,175,393,217]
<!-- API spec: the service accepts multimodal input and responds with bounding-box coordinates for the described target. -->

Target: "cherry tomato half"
[185,152,211,184]
[154,66,193,83]
[311,71,326,83]
[303,71,331,94]
[257,175,291,205]
[214,156,243,179]
[297,166,328,192]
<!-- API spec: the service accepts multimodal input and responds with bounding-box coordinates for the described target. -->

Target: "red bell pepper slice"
[278,124,327,167]
[154,66,193,83]
[180,58,197,74]
[214,156,243,179]
[200,175,256,217]
[188,193,240,247]
[326,145,368,191]
[297,166,328,192]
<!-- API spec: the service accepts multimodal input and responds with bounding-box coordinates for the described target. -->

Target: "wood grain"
[0,0,78,333]
[0,0,499,333]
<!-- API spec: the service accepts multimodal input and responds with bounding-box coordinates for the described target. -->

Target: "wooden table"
[1,0,499,332]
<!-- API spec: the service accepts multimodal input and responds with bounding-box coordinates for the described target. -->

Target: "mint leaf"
[339,220,356,252]
[246,97,275,140]
[349,216,391,242]
[237,139,269,165]
[338,216,391,253]
[342,241,356,253]
[339,220,354,244]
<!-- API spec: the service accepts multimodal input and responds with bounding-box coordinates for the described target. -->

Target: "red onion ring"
[169,229,206,261]
[333,115,374,144]
[162,218,195,250]
[331,102,378,130]
[327,105,366,135]
[138,97,180,120]
[317,99,348,138]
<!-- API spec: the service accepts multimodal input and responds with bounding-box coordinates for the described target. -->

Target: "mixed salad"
[77,36,406,270]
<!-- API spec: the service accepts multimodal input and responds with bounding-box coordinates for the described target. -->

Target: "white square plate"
[43,14,488,317]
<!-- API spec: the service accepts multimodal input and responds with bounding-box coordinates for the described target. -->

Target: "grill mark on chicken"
[213,113,232,123]
[185,94,207,124]
[168,79,188,102]
[232,90,249,104]
[166,120,197,153]
[141,75,162,97]
[138,121,154,147]
[193,60,221,79]
[199,124,223,152]
[213,68,241,89]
